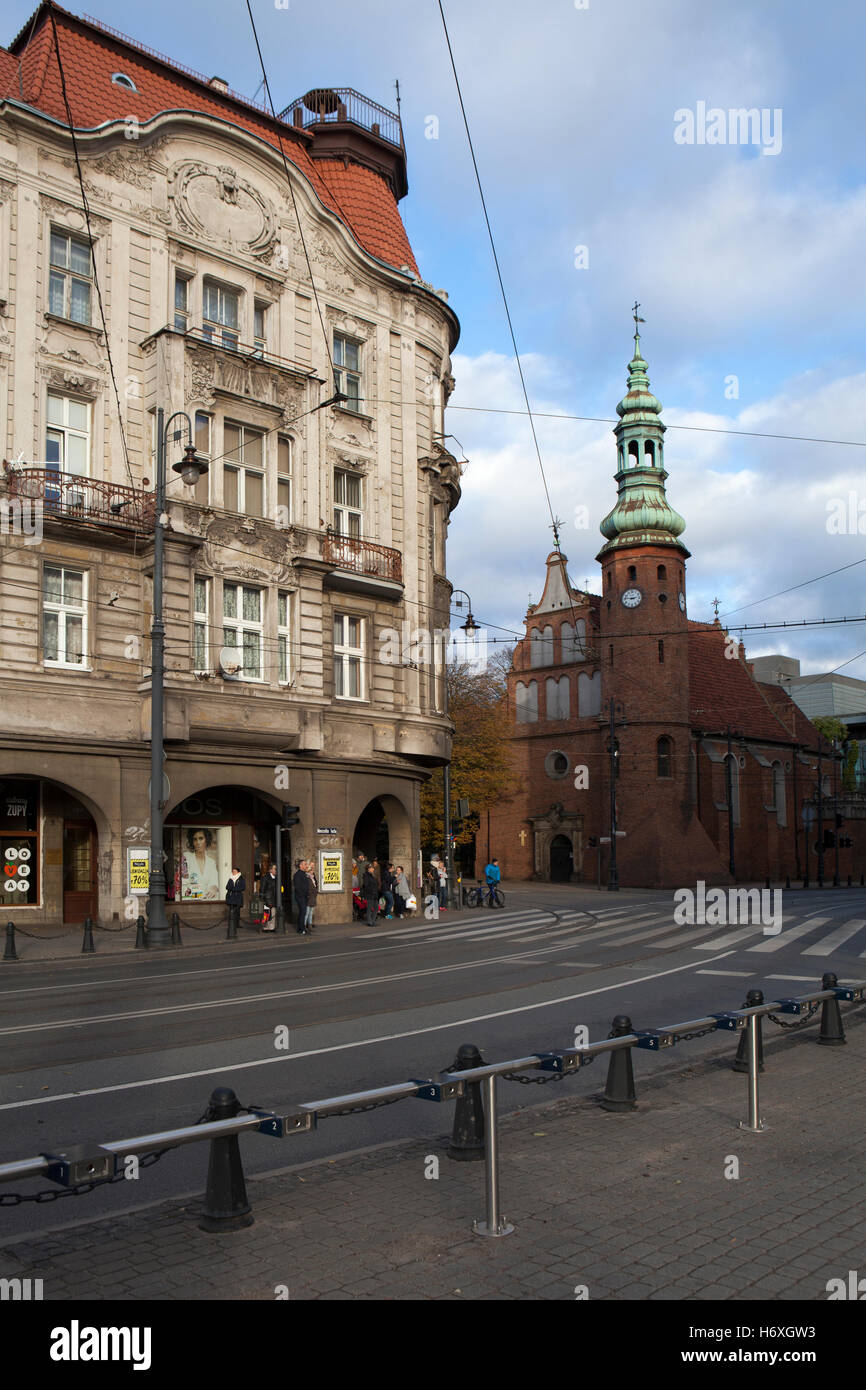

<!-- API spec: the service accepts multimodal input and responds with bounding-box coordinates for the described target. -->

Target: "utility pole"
[832,744,840,887]
[725,725,736,879]
[605,699,624,891]
[817,738,825,889]
[792,746,802,881]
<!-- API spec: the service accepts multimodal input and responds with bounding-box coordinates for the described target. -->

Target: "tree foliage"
[813,716,859,791]
[420,650,522,852]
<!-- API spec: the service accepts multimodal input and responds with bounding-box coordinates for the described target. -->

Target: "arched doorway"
[550,834,573,882]
[352,794,413,881]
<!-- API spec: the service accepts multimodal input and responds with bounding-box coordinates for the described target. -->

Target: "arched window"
[657,736,673,778]
[545,676,570,720]
[658,639,664,664]
[644,440,655,466]
[772,761,787,827]
[628,440,640,467]
[657,564,667,581]
[530,625,554,668]
[561,620,586,662]
[515,680,538,724]
[627,565,637,582]
[578,670,602,717]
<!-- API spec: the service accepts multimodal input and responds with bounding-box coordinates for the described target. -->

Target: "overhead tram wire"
[243,0,341,399]
[46,4,136,497]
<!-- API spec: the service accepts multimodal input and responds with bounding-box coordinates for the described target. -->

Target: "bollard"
[81,917,95,954]
[134,915,146,950]
[785,875,790,890]
[226,909,237,941]
[198,1087,254,1232]
[732,990,765,1073]
[4,921,18,962]
[446,1044,486,1161]
[171,912,182,947]
[818,972,846,1046]
[739,1011,766,1132]
[472,1074,514,1238]
[599,1015,637,1111]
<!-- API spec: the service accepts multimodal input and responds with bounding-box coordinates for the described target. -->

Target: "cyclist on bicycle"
[484,858,501,907]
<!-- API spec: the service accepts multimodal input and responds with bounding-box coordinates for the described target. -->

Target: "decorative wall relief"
[169,160,277,260]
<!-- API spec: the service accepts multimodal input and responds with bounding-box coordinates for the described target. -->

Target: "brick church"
[484,323,855,888]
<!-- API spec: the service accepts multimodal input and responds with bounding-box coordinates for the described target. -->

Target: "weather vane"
[632,300,645,332]
[712,596,721,619]
[550,515,564,547]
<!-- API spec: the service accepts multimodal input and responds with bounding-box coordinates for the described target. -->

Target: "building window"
[724,753,741,825]
[224,423,264,516]
[546,675,570,719]
[277,437,292,524]
[253,301,267,357]
[627,565,637,582]
[515,680,538,724]
[174,273,191,332]
[530,625,554,668]
[561,620,586,662]
[278,591,290,684]
[111,72,138,91]
[334,613,364,699]
[193,576,210,673]
[49,228,92,325]
[657,564,667,581]
[334,469,362,537]
[658,639,664,663]
[43,566,87,667]
[657,736,673,778]
[545,749,569,779]
[772,760,787,827]
[334,332,362,411]
[191,412,211,506]
[46,393,90,477]
[223,583,263,680]
[608,644,613,667]
[203,278,239,348]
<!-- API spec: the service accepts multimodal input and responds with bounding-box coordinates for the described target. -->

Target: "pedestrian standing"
[261,863,277,931]
[362,862,379,927]
[225,866,245,935]
[436,856,448,911]
[305,860,318,932]
[292,859,310,935]
[381,862,396,919]
[394,865,411,918]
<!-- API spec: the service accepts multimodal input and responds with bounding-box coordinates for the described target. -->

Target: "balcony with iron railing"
[321,530,403,599]
[279,88,407,200]
[2,464,155,534]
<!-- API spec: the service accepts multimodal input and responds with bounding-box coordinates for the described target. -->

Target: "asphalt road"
[2,882,864,1241]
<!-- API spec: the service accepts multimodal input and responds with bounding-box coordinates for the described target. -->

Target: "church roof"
[1,4,419,274]
[688,621,822,750]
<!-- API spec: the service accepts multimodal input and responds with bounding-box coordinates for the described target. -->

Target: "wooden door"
[63,820,97,922]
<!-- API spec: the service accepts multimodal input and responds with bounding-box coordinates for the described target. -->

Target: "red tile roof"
[688,620,821,748]
[1,4,419,274]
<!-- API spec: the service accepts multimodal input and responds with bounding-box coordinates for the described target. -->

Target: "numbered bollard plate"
[634,1030,674,1050]
[711,1012,747,1031]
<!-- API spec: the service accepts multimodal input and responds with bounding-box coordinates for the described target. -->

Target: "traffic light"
[456,798,470,820]
[282,804,301,829]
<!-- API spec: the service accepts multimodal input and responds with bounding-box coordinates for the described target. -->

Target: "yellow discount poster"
[319,852,342,891]
[127,848,150,895]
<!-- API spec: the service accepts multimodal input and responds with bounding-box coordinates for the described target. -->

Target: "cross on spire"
[632,300,645,332]
[712,596,721,619]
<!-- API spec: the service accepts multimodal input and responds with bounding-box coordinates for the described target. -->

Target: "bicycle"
[464,881,505,909]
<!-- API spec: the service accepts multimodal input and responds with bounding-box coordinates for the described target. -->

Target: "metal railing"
[3,466,155,533]
[322,532,403,583]
[279,88,402,148]
[1,977,862,1236]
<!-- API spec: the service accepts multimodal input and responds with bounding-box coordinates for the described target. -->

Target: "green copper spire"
[597,308,689,559]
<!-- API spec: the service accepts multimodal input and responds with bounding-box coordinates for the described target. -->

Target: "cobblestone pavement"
[1,1012,863,1300]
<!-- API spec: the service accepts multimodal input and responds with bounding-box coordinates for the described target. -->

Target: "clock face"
[621,588,642,608]
[678,591,686,612]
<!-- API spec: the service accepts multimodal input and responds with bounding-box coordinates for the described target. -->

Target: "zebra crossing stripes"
[802,919,864,956]
[745,918,830,953]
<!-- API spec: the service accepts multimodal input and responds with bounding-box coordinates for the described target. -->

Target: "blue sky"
[8,0,866,678]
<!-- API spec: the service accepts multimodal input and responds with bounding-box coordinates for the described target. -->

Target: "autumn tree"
[420,647,522,852]
[813,716,859,792]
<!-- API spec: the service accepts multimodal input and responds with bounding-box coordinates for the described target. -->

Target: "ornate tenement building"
[484,327,861,888]
[0,5,461,925]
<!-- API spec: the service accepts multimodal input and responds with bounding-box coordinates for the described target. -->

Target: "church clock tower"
[595,312,699,886]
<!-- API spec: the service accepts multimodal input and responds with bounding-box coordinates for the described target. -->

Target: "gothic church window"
[657,736,673,778]
[530,625,554,668]
[561,620,586,662]
[545,676,570,720]
[515,680,538,723]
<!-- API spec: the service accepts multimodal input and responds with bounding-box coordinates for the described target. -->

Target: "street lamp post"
[145,408,208,948]
[443,589,478,908]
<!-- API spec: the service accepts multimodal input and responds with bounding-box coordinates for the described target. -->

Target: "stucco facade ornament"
[168,160,277,259]
[184,349,216,407]
[89,149,154,191]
